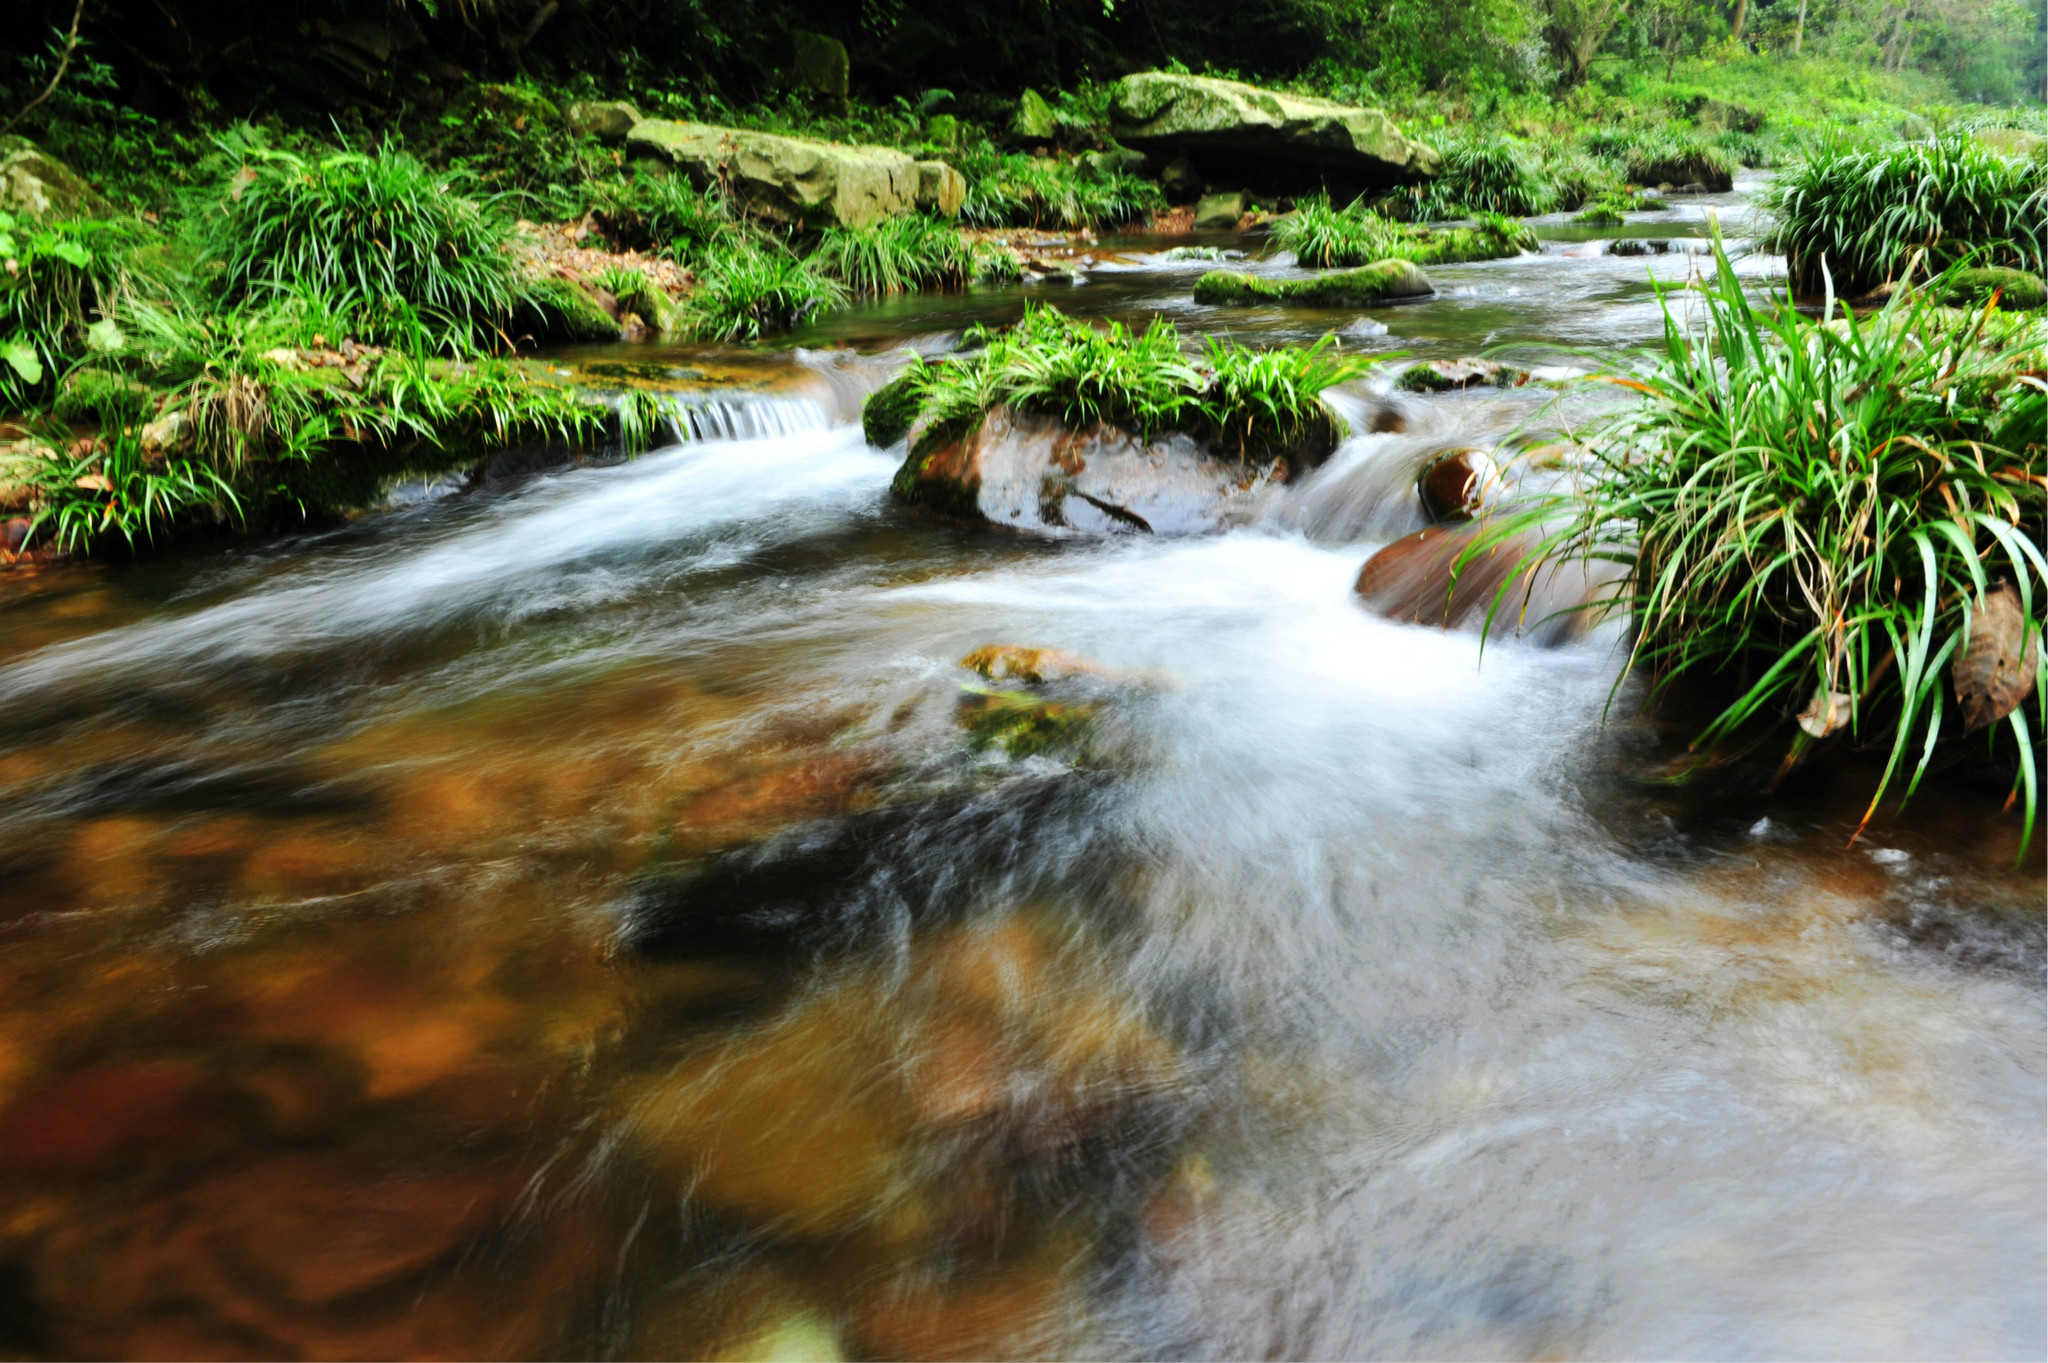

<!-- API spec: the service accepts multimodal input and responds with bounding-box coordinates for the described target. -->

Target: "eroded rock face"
[1109,72,1439,186]
[915,159,968,217]
[566,99,641,140]
[627,121,920,227]
[892,405,1286,537]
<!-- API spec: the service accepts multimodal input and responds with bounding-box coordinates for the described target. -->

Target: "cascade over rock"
[893,405,1289,538]
[626,121,920,227]
[1109,73,1439,191]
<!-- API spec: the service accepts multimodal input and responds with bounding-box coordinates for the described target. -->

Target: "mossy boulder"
[1010,89,1058,142]
[1397,358,1529,393]
[924,114,961,151]
[1192,260,1432,307]
[1398,223,1531,265]
[627,121,919,228]
[1193,192,1246,229]
[1946,267,2046,311]
[790,32,849,99]
[566,100,642,141]
[523,275,623,342]
[1108,72,1438,185]
[862,372,923,448]
[0,137,111,220]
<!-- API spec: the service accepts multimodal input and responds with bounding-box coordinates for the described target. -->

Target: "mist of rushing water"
[0,191,2040,1362]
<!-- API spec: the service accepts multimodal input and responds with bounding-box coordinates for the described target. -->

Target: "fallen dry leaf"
[1955,582,2040,733]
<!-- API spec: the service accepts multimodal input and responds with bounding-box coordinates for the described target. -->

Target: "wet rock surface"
[1397,357,1531,393]
[892,404,1287,537]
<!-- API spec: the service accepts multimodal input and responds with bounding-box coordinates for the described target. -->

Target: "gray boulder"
[0,137,111,220]
[791,32,849,99]
[1110,72,1438,184]
[915,161,966,217]
[566,100,642,140]
[627,121,920,227]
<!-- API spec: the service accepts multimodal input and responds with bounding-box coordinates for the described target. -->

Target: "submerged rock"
[627,121,920,227]
[1415,449,1500,521]
[1108,72,1438,186]
[1192,260,1432,307]
[1353,523,1612,644]
[1396,358,1530,393]
[892,404,1290,537]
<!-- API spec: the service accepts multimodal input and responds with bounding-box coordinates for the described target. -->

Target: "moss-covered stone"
[1109,72,1438,182]
[1010,89,1058,142]
[626,120,919,227]
[566,100,642,140]
[1193,192,1246,228]
[790,32,850,99]
[862,371,923,448]
[0,136,111,220]
[54,367,154,423]
[524,275,623,342]
[1398,224,1530,265]
[1192,259,1432,306]
[1947,267,2045,311]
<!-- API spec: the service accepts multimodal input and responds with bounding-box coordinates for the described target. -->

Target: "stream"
[0,181,2041,1360]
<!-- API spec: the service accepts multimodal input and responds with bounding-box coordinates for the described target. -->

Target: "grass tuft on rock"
[1762,134,2046,296]
[1192,260,1432,307]
[875,304,1374,464]
[1475,244,2047,851]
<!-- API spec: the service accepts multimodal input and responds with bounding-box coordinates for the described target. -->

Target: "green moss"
[956,685,1094,759]
[1947,267,2046,311]
[53,367,154,423]
[1192,260,1432,307]
[862,370,923,447]
[522,275,624,342]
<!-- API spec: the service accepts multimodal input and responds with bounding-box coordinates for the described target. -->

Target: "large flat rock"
[626,120,920,228]
[1109,73,1438,187]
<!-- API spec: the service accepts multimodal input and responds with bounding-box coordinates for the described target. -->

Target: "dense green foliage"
[813,216,1008,296]
[1479,248,2047,846]
[195,140,526,354]
[1763,135,2047,295]
[0,209,140,407]
[956,149,1164,230]
[1273,197,1531,267]
[889,305,1373,461]
[682,247,845,342]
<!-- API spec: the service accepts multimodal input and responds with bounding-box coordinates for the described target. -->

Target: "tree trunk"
[1793,0,1807,52]
[1730,0,1749,44]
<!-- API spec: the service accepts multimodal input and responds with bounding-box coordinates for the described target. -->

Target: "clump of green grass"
[1477,245,2047,850]
[682,246,844,342]
[1389,133,1559,221]
[1584,128,1735,189]
[194,139,523,355]
[25,419,239,552]
[812,216,987,297]
[1272,195,1399,268]
[884,304,1374,463]
[957,149,1163,230]
[588,171,744,265]
[1572,189,1663,225]
[1761,134,2046,296]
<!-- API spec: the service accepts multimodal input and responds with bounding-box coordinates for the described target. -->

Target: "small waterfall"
[659,395,833,443]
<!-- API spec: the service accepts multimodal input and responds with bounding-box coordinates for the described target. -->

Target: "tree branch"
[1,0,89,140]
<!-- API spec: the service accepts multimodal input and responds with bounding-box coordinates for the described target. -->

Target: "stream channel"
[0,180,2041,1360]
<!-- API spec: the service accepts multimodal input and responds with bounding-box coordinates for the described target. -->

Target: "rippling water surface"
[0,187,2040,1360]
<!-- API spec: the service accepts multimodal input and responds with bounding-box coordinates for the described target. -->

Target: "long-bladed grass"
[1476,245,2047,849]
[682,246,845,342]
[812,216,982,297]
[1390,134,1560,221]
[1761,134,2047,295]
[195,140,523,355]
[956,150,1164,230]
[1272,195,1399,268]
[0,209,146,407]
[889,304,1374,457]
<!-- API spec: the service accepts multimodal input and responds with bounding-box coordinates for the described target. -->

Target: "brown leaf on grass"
[1955,582,2040,733]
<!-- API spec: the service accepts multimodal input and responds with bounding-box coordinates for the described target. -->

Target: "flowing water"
[0,184,2041,1360]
